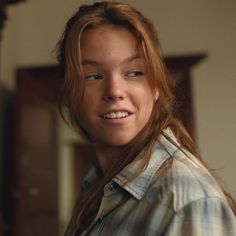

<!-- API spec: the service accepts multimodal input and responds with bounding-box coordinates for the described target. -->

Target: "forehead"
[79,25,144,66]
[81,24,136,41]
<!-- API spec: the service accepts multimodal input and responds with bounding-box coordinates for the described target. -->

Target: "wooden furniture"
[165,54,206,139]
[12,67,61,236]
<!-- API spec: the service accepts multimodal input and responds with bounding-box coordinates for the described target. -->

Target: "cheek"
[79,90,95,113]
[139,94,155,121]
[143,86,156,106]
[76,107,95,141]
[77,91,100,128]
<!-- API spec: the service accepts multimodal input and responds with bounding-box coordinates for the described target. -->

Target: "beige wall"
[1,0,236,230]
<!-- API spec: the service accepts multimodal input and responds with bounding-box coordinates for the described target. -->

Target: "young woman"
[57,1,236,235]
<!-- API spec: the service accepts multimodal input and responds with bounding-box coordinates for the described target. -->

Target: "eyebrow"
[81,53,142,66]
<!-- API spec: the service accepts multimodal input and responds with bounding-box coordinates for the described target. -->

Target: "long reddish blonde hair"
[57,1,235,233]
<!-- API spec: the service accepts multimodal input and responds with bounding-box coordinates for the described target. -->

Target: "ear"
[154,88,159,102]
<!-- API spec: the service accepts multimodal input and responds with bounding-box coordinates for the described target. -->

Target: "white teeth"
[103,111,129,119]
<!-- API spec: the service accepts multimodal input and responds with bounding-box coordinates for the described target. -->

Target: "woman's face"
[77,25,159,147]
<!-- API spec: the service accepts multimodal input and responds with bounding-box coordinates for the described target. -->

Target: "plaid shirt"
[70,130,236,236]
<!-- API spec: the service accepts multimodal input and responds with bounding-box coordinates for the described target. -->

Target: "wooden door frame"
[11,65,61,236]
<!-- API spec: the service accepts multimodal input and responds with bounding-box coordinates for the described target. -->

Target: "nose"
[103,75,125,101]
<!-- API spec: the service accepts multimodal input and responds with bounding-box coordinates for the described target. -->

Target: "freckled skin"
[78,25,159,148]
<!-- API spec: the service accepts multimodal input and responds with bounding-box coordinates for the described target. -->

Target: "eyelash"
[85,70,144,81]
[126,70,144,78]
[85,74,103,81]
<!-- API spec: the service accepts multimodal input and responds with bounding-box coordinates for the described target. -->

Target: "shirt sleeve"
[164,197,236,236]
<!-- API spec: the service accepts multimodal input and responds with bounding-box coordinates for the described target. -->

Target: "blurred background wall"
[1,0,236,234]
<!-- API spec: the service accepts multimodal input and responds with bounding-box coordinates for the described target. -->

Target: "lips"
[100,110,132,119]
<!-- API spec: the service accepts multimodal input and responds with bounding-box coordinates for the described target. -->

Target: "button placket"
[104,182,118,196]
[108,183,116,192]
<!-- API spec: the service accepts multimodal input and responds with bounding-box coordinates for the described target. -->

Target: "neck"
[93,144,124,174]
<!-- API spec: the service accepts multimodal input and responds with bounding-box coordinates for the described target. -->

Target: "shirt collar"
[113,128,180,200]
[82,128,180,200]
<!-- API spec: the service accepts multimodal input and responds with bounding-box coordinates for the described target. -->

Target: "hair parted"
[57,1,236,234]
[57,0,173,133]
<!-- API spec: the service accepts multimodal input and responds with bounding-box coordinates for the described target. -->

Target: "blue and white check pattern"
[73,130,236,236]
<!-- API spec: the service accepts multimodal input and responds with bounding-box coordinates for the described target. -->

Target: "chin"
[102,136,135,147]
[90,130,139,147]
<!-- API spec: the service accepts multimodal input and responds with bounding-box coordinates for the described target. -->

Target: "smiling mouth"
[102,111,130,119]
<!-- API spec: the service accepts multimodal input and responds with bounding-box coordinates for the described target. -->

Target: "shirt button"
[108,183,116,192]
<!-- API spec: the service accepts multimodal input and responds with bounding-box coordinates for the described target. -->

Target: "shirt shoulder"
[149,141,227,212]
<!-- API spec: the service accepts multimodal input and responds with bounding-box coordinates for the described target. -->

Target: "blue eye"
[85,74,103,81]
[127,71,144,78]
